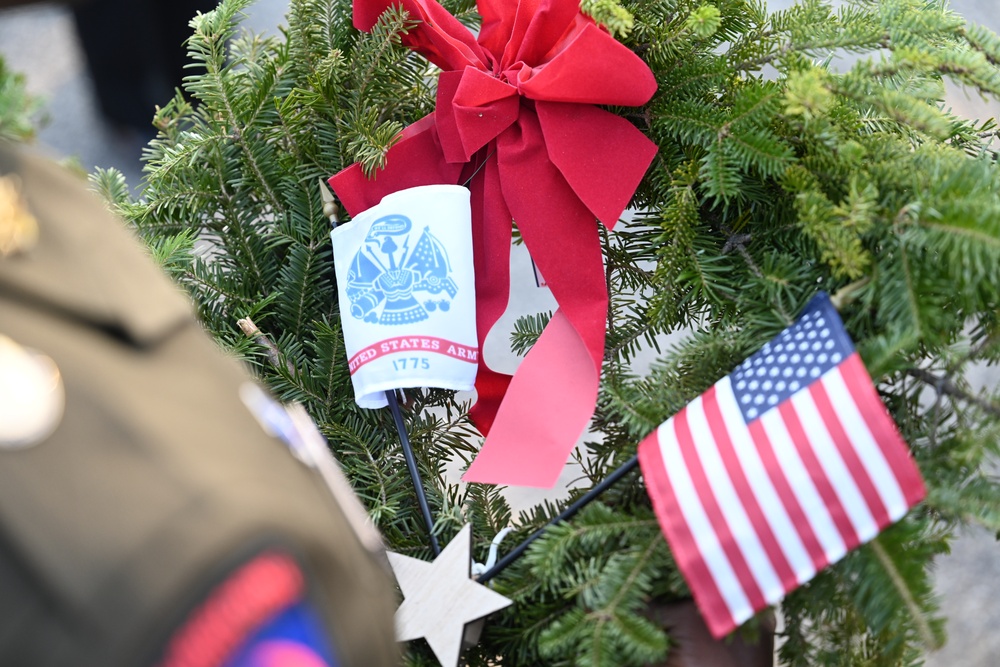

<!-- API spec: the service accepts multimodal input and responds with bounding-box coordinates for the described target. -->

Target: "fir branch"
[963,23,1000,68]
[181,267,248,305]
[238,316,290,371]
[921,217,1000,249]
[869,538,940,651]
[511,311,552,357]
[0,57,40,142]
[580,0,634,38]
[591,537,660,620]
[341,6,420,175]
[896,235,923,343]
[187,4,285,213]
[926,476,1000,532]
[722,231,763,278]
[604,319,660,363]
[904,367,1000,418]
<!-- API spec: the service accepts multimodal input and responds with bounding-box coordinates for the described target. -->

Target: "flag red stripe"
[778,402,861,551]
[809,380,892,528]
[838,354,927,506]
[637,430,733,634]
[702,387,798,593]
[746,419,829,573]
[673,406,768,613]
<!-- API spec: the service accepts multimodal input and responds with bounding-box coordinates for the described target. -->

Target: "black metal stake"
[386,389,442,557]
[477,455,639,584]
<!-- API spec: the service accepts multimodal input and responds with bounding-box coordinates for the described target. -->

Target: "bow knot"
[437,68,520,163]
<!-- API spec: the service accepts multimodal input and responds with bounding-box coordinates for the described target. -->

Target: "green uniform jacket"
[0,144,399,667]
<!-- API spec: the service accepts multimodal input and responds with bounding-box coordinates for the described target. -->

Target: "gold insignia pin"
[0,335,65,449]
[0,174,39,258]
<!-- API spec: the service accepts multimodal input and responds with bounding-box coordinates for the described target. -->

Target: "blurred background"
[1,0,998,664]
[0,0,286,184]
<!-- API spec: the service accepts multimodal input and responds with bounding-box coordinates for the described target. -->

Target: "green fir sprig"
[0,56,40,142]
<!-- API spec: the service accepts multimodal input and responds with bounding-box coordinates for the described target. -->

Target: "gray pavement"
[2,1,999,664]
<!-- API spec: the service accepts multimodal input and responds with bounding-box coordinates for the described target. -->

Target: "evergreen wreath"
[83,0,1000,664]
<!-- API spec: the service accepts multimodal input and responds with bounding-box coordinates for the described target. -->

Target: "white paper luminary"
[331,185,478,409]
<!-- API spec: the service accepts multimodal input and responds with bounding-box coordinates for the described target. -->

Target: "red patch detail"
[244,640,330,667]
[158,552,305,667]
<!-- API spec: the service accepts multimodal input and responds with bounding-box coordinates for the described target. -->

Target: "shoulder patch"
[156,550,339,667]
[223,599,339,667]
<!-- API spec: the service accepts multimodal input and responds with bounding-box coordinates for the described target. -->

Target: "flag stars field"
[730,308,853,422]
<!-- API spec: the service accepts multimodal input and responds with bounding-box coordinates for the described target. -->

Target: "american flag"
[638,293,926,638]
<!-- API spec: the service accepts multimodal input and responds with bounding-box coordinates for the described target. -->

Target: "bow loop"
[536,101,658,228]
[517,22,657,105]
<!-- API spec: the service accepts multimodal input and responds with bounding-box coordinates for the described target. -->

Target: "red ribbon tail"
[463,310,600,488]
[464,149,514,437]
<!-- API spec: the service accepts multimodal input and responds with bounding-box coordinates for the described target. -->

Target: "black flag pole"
[477,454,639,584]
[386,389,442,557]
[321,181,443,557]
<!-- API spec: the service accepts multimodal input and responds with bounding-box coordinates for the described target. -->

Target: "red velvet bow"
[330,0,657,487]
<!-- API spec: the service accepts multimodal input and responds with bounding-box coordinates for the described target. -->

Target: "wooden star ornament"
[387,524,513,666]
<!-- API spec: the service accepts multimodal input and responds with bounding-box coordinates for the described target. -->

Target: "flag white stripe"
[685,392,785,602]
[657,418,753,622]
[759,408,846,564]
[791,387,878,543]
[825,368,910,521]
[714,379,817,586]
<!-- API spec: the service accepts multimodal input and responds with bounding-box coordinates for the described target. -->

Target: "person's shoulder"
[0,141,193,344]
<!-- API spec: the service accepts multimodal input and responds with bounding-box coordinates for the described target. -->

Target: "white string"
[471,527,514,582]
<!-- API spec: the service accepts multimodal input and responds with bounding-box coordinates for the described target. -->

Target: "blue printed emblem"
[346,214,458,325]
